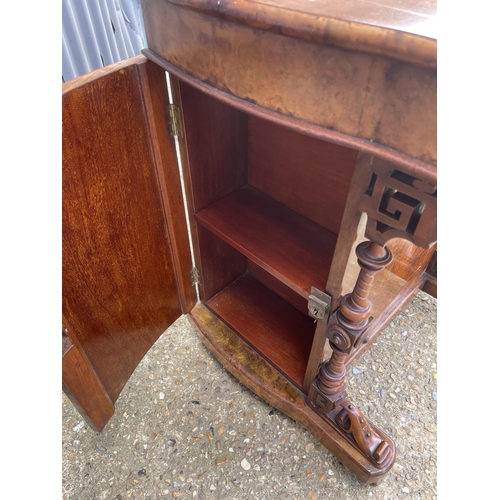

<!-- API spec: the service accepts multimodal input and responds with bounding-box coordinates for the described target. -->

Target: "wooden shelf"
[194,185,337,299]
[206,273,316,388]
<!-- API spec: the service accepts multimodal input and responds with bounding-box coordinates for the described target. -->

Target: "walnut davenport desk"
[62,0,437,483]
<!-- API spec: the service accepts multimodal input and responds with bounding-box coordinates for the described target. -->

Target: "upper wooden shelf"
[194,185,337,300]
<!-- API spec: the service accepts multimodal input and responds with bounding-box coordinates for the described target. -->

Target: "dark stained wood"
[195,225,247,301]
[206,274,316,388]
[194,185,336,299]
[62,325,114,432]
[178,79,248,212]
[304,153,372,391]
[359,157,437,248]
[62,56,185,414]
[422,273,437,298]
[248,115,358,234]
[61,0,437,483]
[190,303,392,483]
[345,267,424,366]
[325,154,374,305]
[320,264,429,370]
[421,248,437,298]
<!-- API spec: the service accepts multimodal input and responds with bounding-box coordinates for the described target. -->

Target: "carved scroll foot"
[307,378,395,470]
[335,398,394,469]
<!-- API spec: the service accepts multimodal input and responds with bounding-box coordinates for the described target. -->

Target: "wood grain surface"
[162,0,436,67]
[142,0,436,164]
[248,115,358,235]
[206,273,316,388]
[194,185,337,299]
[63,57,188,410]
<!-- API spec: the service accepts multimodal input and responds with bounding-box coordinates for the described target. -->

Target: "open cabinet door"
[62,56,196,431]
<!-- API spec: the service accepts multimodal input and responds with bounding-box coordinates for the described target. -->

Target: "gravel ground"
[62,291,437,500]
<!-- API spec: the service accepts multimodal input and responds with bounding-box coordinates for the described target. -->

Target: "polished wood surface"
[157,40,436,479]
[142,0,436,164]
[178,79,248,213]
[163,0,436,66]
[62,325,114,432]
[248,115,358,235]
[61,0,437,483]
[247,260,309,317]
[421,249,437,298]
[62,56,192,427]
[194,185,336,299]
[206,273,316,388]
[195,225,248,301]
[146,50,433,176]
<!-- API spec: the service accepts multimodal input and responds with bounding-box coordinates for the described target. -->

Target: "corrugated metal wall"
[62,0,147,82]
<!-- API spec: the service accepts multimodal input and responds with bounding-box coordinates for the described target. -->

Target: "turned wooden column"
[307,155,437,469]
[307,241,394,468]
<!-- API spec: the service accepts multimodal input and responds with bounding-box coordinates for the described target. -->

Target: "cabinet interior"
[179,80,359,388]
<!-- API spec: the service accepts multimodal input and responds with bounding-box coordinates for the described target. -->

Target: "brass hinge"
[308,287,332,320]
[190,267,201,286]
[166,103,183,139]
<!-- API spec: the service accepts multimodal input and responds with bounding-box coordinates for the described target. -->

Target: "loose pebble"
[215,455,228,466]
[241,458,251,470]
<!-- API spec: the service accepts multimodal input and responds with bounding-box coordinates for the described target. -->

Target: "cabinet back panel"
[248,115,358,235]
[179,80,248,212]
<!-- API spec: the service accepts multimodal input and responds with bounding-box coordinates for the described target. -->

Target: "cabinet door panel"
[62,56,195,430]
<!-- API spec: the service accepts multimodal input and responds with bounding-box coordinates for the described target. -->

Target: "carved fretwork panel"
[359,158,437,248]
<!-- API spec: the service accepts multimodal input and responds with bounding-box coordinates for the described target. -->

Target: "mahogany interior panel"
[63,60,183,404]
[196,225,248,301]
[194,184,337,299]
[179,80,248,212]
[248,115,358,234]
[206,273,316,388]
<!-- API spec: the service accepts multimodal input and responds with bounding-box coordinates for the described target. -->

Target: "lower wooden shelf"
[205,273,316,388]
[189,302,392,484]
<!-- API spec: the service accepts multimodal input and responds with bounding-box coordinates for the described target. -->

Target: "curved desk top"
[166,0,436,67]
[142,0,437,167]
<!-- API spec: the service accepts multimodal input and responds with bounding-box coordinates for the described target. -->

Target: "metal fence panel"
[62,0,146,82]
